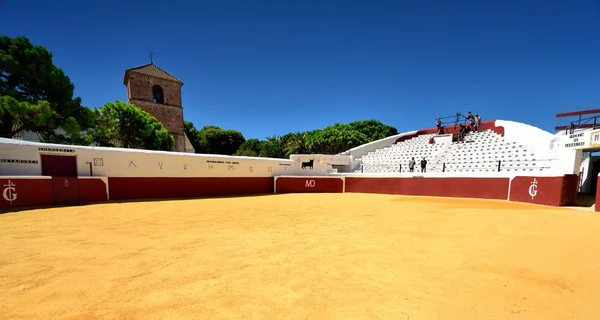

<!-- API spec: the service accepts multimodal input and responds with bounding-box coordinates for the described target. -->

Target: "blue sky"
[1,0,599,139]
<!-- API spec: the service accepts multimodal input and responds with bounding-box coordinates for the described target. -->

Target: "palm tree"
[284,131,310,157]
[260,134,286,158]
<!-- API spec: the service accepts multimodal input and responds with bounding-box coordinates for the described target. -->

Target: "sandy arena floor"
[1,193,600,320]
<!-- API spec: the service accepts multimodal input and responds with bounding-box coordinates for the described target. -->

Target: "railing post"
[497,160,501,172]
[443,162,446,172]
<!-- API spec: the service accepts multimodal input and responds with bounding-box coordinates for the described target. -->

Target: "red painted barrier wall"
[561,174,578,207]
[107,177,274,200]
[0,175,579,210]
[52,177,80,205]
[509,176,572,206]
[0,178,54,209]
[275,176,344,193]
[345,177,509,199]
[79,178,108,203]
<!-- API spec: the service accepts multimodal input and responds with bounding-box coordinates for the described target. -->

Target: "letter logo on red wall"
[529,178,538,200]
[2,180,17,204]
[305,179,316,188]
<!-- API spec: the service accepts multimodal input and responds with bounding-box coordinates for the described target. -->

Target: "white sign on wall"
[564,132,585,148]
[561,129,598,149]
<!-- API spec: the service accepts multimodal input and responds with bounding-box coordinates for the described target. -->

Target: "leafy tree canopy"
[184,121,202,151]
[91,101,173,151]
[185,119,397,159]
[192,125,245,155]
[234,138,263,157]
[0,36,94,144]
[347,119,398,141]
[259,135,286,158]
[308,123,370,154]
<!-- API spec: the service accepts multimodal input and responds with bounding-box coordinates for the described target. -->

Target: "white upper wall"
[495,120,554,155]
[494,120,586,174]
[0,138,315,178]
[290,154,352,166]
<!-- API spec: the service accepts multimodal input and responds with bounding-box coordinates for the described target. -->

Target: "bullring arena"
[2,116,600,319]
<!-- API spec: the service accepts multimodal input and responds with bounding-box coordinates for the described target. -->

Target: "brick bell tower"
[123,61,194,153]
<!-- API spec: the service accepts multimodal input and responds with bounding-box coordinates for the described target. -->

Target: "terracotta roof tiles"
[123,63,183,85]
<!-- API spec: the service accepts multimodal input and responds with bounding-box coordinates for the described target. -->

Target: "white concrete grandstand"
[344,119,580,175]
[359,129,553,174]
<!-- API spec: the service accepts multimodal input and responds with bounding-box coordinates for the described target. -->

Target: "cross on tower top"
[148,51,154,64]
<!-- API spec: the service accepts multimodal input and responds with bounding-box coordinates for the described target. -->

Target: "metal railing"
[444,158,554,172]
[438,113,470,128]
[360,158,555,174]
[360,162,447,174]
[565,114,600,134]
[435,112,480,137]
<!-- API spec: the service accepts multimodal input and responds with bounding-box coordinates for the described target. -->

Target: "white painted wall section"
[495,120,554,155]
[0,138,301,178]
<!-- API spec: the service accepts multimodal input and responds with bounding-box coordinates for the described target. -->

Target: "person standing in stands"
[466,111,475,122]
[408,157,415,172]
[420,157,427,173]
[466,111,475,130]
[458,123,466,142]
[436,117,442,134]
[474,113,481,131]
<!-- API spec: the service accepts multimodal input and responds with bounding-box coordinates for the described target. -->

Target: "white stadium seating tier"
[358,129,552,174]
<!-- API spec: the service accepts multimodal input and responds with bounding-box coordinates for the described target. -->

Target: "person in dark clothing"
[466,111,475,131]
[458,123,466,142]
[420,158,427,173]
[436,117,442,134]
[466,111,475,122]
[408,157,415,172]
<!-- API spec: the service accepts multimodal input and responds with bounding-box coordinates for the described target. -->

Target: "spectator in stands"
[466,111,475,122]
[466,111,475,130]
[420,157,427,173]
[458,123,467,142]
[436,117,442,134]
[474,113,481,131]
[408,157,415,172]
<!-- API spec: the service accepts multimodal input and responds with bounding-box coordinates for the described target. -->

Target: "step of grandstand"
[361,134,449,173]
[445,130,551,173]
[359,129,551,173]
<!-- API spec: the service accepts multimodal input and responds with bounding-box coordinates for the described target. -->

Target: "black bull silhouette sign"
[301,159,314,170]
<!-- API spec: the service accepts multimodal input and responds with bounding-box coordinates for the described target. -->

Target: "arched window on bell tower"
[152,85,164,104]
